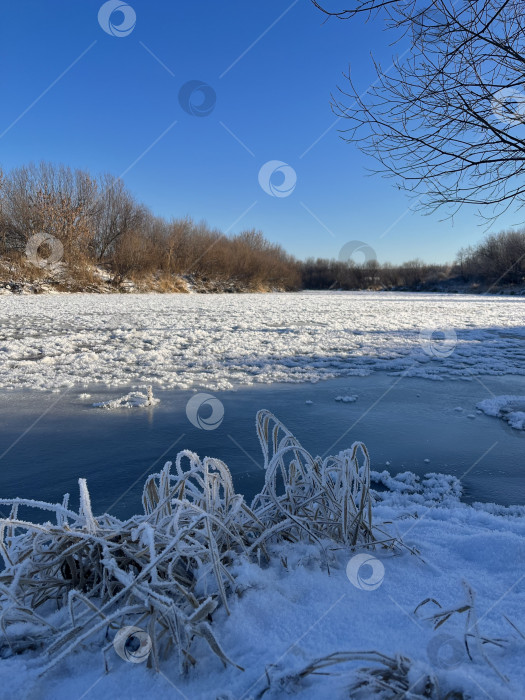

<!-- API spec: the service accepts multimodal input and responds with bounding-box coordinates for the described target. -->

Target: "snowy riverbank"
[1,465,524,700]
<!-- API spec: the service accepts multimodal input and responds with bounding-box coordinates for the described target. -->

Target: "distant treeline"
[301,229,525,291]
[1,162,524,293]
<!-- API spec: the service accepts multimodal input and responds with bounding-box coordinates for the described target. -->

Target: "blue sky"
[0,1,520,264]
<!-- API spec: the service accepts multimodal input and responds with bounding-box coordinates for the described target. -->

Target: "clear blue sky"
[0,1,520,264]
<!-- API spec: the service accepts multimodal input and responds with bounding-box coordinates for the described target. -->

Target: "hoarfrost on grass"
[0,414,524,699]
[0,410,382,677]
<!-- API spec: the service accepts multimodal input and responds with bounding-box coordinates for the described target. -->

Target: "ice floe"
[477,395,525,430]
[93,387,159,409]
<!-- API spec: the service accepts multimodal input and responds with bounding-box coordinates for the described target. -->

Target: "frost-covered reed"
[0,410,394,673]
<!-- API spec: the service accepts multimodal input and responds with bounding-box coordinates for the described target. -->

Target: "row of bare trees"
[1,162,523,293]
[301,228,525,290]
[0,162,300,290]
[457,229,525,285]
[301,258,450,290]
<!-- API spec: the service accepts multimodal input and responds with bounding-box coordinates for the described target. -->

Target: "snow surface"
[477,395,525,430]
[2,472,524,700]
[92,388,159,409]
[1,291,524,392]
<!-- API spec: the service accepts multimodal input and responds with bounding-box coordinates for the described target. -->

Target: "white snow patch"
[93,387,159,410]
[477,395,525,430]
[2,469,524,699]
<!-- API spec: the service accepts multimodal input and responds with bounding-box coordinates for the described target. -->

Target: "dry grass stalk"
[0,410,391,674]
[414,582,509,683]
[258,651,469,699]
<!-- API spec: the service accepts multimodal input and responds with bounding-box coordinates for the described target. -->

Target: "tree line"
[1,162,524,293]
[0,162,300,291]
[302,229,525,292]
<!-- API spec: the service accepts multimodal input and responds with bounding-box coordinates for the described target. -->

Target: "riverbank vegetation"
[0,162,300,293]
[302,229,525,294]
[0,162,524,294]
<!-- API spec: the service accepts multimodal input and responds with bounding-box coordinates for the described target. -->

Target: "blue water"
[0,373,524,520]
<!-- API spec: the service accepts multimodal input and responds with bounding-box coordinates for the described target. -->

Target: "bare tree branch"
[314,0,525,221]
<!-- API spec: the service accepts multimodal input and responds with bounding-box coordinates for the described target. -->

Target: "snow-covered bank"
[1,430,523,700]
[1,292,524,392]
[0,252,285,296]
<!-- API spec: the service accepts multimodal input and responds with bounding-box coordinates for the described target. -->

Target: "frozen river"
[1,291,524,391]
[0,373,523,514]
[0,291,524,512]
[1,291,525,700]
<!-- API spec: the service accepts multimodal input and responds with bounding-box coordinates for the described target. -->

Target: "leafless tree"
[456,228,525,282]
[0,162,97,256]
[92,174,146,262]
[313,0,525,221]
